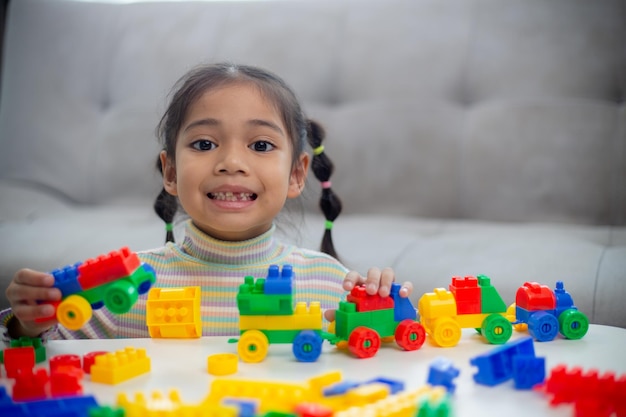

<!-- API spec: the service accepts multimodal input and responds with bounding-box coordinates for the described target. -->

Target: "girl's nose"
[214,146,248,174]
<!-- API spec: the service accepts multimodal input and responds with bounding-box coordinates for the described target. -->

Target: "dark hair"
[153,63,343,258]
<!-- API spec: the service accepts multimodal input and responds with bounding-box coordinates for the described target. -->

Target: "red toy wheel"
[348,326,381,358]
[395,320,426,351]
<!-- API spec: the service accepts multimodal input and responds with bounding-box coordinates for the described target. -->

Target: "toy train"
[37,247,156,330]
[235,265,589,362]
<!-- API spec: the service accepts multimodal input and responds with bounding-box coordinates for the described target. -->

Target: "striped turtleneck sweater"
[2,220,348,341]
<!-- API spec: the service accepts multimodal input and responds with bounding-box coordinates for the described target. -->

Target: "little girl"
[2,63,412,342]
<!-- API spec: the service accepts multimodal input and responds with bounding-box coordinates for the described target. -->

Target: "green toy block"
[416,392,453,417]
[478,275,507,313]
[0,337,46,364]
[251,329,322,344]
[334,302,398,341]
[237,276,294,315]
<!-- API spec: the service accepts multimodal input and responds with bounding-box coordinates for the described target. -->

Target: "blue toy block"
[51,263,83,297]
[470,336,535,386]
[553,281,576,317]
[0,388,99,417]
[263,265,293,295]
[222,398,258,417]
[512,355,545,389]
[366,377,405,394]
[427,357,460,394]
[390,283,417,322]
[323,380,361,396]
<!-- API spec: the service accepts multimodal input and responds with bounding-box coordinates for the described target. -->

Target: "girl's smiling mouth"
[207,191,258,201]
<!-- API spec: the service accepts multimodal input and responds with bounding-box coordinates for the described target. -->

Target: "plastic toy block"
[117,390,238,417]
[345,382,390,406]
[334,302,397,340]
[2,337,46,364]
[516,281,556,311]
[237,276,294,316]
[207,353,238,375]
[263,264,294,295]
[477,275,507,313]
[512,355,545,389]
[3,346,35,378]
[347,285,394,312]
[553,281,575,315]
[50,263,83,297]
[12,368,49,401]
[449,276,481,314]
[366,377,404,395]
[323,380,361,396]
[516,307,559,341]
[0,391,99,417]
[83,351,108,374]
[261,412,297,417]
[418,288,457,322]
[390,283,417,321]
[90,347,150,385]
[294,403,333,417]
[427,357,460,394]
[147,286,202,338]
[239,302,322,331]
[50,366,83,397]
[541,364,626,416]
[207,378,310,413]
[222,398,258,417]
[76,246,141,290]
[49,354,82,372]
[88,406,125,417]
[470,336,536,386]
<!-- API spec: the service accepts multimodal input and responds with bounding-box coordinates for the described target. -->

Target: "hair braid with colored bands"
[154,157,177,243]
[306,120,343,259]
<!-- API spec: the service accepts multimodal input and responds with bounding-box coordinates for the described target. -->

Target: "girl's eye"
[191,139,216,151]
[250,141,275,152]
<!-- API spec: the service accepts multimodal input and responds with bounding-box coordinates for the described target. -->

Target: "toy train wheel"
[238,330,269,363]
[57,295,93,330]
[394,320,426,351]
[292,330,323,362]
[481,314,513,344]
[558,309,589,340]
[430,317,462,347]
[528,311,559,342]
[104,280,138,314]
[348,327,381,358]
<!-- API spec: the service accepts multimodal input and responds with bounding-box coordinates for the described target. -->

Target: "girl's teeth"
[210,192,254,201]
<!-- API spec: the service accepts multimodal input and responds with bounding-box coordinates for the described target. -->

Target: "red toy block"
[516,282,556,311]
[449,276,481,314]
[49,354,82,373]
[346,285,394,312]
[77,247,140,290]
[82,351,108,374]
[294,402,334,417]
[4,346,35,378]
[50,367,83,397]
[12,368,49,401]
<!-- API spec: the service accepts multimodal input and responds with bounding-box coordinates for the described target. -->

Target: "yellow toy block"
[147,286,202,338]
[239,301,322,331]
[91,347,151,385]
[207,353,238,376]
[117,390,238,417]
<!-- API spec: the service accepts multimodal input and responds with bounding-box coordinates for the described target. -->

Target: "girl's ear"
[287,152,310,199]
[160,150,178,196]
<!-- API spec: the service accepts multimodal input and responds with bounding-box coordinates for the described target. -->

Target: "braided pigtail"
[153,156,177,243]
[306,120,343,259]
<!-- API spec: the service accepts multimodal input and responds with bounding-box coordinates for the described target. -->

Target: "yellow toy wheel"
[237,330,269,363]
[507,303,527,331]
[57,295,93,330]
[430,317,462,347]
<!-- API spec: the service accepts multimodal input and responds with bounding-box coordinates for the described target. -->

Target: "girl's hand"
[5,269,62,338]
[324,267,413,322]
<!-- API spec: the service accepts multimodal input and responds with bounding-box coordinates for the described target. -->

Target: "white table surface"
[2,324,625,416]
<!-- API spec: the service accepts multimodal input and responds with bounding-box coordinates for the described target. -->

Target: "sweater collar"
[180,220,282,265]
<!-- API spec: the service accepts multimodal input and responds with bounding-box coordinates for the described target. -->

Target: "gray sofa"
[1,0,625,328]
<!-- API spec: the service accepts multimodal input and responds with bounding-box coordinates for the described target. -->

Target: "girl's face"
[161,82,309,241]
